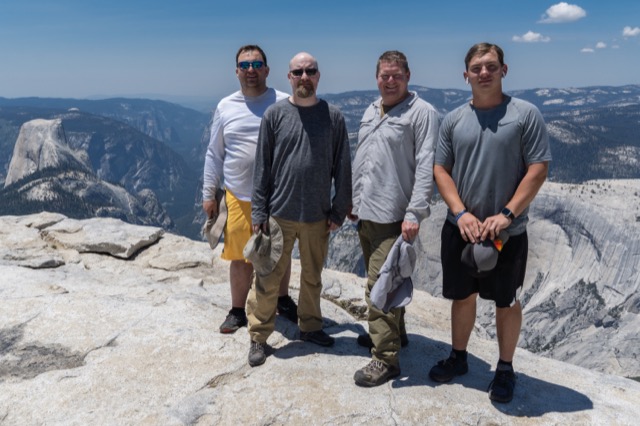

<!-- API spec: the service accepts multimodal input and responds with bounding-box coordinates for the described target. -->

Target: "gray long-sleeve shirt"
[352,92,439,224]
[252,99,352,225]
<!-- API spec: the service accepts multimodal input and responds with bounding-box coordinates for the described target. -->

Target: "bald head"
[289,52,318,70]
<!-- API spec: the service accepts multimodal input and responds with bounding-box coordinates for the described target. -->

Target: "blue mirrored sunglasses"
[237,61,264,70]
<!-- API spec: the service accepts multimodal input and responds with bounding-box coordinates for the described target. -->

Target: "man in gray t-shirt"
[246,52,352,368]
[429,43,551,404]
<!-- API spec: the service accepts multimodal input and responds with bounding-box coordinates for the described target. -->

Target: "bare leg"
[495,301,522,362]
[278,259,292,297]
[451,293,478,351]
[230,260,253,308]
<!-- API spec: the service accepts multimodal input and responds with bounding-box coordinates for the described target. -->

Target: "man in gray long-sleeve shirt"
[246,51,352,367]
[351,51,439,386]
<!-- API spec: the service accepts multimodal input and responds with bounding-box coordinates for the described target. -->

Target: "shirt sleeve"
[435,111,455,169]
[329,112,352,225]
[251,114,273,225]
[522,105,552,165]
[405,107,439,223]
[202,108,225,201]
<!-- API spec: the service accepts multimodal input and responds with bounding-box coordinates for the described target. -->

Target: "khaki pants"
[358,220,406,368]
[248,217,328,343]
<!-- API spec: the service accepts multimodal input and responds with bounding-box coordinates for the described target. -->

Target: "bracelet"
[454,209,467,222]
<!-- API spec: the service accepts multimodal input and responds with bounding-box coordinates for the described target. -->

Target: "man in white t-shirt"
[203,45,297,334]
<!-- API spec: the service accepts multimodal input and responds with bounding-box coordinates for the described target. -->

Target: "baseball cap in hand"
[461,230,510,277]
[202,189,227,250]
[243,217,283,276]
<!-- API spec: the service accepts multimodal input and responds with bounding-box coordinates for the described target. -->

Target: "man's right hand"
[253,223,268,234]
[346,205,358,222]
[203,200,218,219]
[457,212,482,244]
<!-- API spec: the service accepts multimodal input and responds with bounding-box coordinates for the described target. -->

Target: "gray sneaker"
[354,360,401,387]
[248,341,266,367]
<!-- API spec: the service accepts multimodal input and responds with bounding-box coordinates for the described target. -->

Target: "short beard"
[295,84,315,99]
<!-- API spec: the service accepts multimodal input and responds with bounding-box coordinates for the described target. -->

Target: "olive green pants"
[358,220,406,368]
[248,218,328,343]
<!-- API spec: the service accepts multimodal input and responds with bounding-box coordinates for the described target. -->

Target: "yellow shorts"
[221,189,252,261]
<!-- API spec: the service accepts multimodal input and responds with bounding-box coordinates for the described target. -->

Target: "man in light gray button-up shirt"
[351,50,439,387]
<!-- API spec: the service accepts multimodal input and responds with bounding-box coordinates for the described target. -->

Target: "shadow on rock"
[272,320,370,360]
[491,372,593,417]
[0,323,85,381]
[392,333,492,391]
[392,334,593,416]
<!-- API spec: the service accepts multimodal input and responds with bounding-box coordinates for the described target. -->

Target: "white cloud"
[539,2,587,23]
[623,26,640,37]
[581,48,595,53]
[512,31,551,43]
[595,42,607,49]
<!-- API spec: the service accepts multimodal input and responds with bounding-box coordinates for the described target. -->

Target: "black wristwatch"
[501,207,515,221]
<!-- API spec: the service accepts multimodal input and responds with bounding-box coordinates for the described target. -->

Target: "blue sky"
[1,1,638,106]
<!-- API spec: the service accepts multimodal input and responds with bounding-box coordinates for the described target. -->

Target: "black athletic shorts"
[440,220,528,308]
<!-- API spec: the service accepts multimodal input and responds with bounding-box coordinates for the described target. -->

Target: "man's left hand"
[327,220,340,233]
[402,221,419,242]
[480,214,511,241]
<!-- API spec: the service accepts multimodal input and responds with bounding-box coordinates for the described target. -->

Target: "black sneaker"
[277,295,298,323]
[356,333,409,349]
[300,329,335,347]
[428,352,469,382]
[488,369,517,403]
[248,341,266,367]
[219,310,248,334]
[354,360,401,387]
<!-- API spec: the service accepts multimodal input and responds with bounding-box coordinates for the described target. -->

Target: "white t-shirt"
[203,88,288,202]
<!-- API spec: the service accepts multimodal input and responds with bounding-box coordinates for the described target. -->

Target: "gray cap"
[202,189,227,250]
[461,231,510,277]
[242,217,283,276]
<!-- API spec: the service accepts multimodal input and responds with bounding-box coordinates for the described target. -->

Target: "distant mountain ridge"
[2,118,173,230]
[0,96,209,170]
[0,111,199,237]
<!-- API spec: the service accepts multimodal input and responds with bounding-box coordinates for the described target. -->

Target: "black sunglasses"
[237,61,264,70]
[290,68,318,77]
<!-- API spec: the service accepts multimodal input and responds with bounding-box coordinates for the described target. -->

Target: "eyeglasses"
[237,61,265,70]
[289,68,318,78]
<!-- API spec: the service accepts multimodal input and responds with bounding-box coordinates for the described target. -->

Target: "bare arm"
[434,164,483,243]
[480,161,549,241]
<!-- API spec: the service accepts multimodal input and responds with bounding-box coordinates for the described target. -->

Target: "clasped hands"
[457,212,511,244]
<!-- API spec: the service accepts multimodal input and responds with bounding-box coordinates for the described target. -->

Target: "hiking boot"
[488,369,517,403]
[354,360,401,387]
[428,352,469,382]
[219,310,248,334]
[300,329,335,347]
[248,341,266,367]
[356,333,409,349]
[277,295,298,323]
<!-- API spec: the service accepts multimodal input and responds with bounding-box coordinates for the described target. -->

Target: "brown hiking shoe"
[354,360,400,387]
